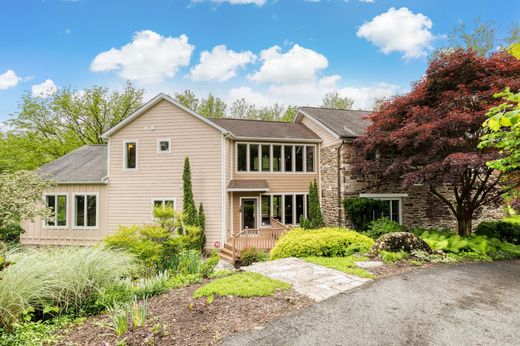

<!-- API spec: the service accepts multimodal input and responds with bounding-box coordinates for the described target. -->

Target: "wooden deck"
[219,219,289,263]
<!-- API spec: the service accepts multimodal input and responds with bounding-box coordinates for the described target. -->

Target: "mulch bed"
[59,281,313,346]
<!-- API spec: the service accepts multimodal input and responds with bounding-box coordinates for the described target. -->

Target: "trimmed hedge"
[475,221,520,245]
[270,227,374,259]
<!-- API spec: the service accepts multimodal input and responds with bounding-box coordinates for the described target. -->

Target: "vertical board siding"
[21,184,108,245]
[108,100,223,248]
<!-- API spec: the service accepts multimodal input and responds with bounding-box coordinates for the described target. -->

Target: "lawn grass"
[192,272,290,298]
[303,256,375,279]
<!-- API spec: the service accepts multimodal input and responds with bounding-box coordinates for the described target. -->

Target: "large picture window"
[261,194,308,226]
[74,194,97,228]
[45,194,67,227]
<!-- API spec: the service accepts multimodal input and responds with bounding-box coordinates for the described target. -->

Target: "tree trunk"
[456,215,473,236]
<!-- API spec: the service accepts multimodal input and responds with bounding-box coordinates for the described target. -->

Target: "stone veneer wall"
[319,142,502,230]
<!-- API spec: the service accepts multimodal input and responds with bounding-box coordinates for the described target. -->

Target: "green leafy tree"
[174,89,199,111]
[301,180,324,229]
[0,171,55,240]
[448,18,497,56]
[321,91,354,110]
[198,93,227,118]
[280,105,298,122]
[182,157,198,226]
[4,82,143,170]
[229,98,257,119]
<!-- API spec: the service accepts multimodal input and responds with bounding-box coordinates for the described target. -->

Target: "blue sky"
[0,0,519,122]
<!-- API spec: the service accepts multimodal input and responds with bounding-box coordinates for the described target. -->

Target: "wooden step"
[218,246,236,263]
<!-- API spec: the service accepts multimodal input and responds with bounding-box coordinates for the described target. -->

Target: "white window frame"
[123,139,138,171]
[72,192,99,229]
[42,193,68,229]
[157,138,171,154]
[150,197,176,221]
[235,142,317,174]
[260,193,308,226]
[359,193,408,224]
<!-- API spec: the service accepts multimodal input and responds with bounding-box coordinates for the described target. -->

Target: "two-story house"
[23,93,489,259]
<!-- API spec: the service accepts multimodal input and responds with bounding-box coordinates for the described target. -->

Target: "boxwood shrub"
[270,227,374,259]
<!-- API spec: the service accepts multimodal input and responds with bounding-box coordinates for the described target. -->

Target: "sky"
[0,0,519,123]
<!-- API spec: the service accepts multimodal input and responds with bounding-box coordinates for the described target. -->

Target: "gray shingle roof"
[209,118,321,141]
[298,107,372,138]
[38,145,108,183]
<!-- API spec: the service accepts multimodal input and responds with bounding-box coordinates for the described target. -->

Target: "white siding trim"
[156,138,172,153]
[221,134,226,247]
[42,193,69,229]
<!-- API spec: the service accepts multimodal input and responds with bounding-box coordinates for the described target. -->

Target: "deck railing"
[231,218,289,262]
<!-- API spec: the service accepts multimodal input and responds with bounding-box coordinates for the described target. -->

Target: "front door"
[241,199,256,229]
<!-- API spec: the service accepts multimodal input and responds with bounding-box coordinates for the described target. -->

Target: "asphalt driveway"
[223,260,520,346]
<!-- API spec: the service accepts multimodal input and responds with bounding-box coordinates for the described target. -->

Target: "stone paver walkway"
[242,257,371,301]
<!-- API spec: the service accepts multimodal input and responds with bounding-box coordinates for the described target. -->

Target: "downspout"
[337,139,348,226]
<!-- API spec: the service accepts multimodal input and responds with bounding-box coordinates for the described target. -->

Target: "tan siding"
[108,100,223,249]
[299,115,341,147]
[21,184,108,245]
[225,138,233,239]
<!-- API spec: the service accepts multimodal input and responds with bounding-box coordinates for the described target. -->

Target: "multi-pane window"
[74,194,97,228]
[237,144,247,171]
[261,194,308,226]
[295,145,304,172]
[284,145,293,172]
[272,145,282,172]
[261,195,271,226]
[125,141,137,169]
[237,143,316,173]
[45,194,67,227]
[261,145,270,172]
[373,199,401,223]
[153,199,175,209]
[249,144,259,172]
[272,195,282,222]
[284,195,293,224]
[306,146,315,172]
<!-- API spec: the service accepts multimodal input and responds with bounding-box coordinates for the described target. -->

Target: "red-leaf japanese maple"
[354,49,520,236]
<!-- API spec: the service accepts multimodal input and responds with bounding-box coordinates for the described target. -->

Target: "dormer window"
[157,139,171,153]
[124,140,137,170]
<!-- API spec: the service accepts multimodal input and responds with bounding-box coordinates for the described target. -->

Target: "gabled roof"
[209,118,321,142]
[101,93,229,139]
[297,107,372,138]
[38,145,108,184]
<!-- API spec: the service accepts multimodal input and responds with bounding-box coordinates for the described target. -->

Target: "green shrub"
[193,272,290,298]
[343,197,384,231]
[0,247,134,329]
[165,250,218,278]
[419,230,520,260]
[270,227,374,259]
[0,224,24,244]
[378,250,408,263]
[239,247,268,266]
[0,315,77,346]
[367,217,406,239]
[475,221,520,245]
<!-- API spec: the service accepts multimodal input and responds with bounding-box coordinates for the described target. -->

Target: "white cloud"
[249,44,329,84]
[356,7,435,59]
[189,45,256,82]
[90,30,195,84]
[359,0,375,3]
[338,82,401,109]
[228,86,274,107]
[0,69,21,90]
[31,79,58,98]
[192,0,266,5]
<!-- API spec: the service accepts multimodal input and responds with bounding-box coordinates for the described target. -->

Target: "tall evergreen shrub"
[182,157,198,225]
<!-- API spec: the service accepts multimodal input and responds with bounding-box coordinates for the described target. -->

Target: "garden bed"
[60,280,312,346]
